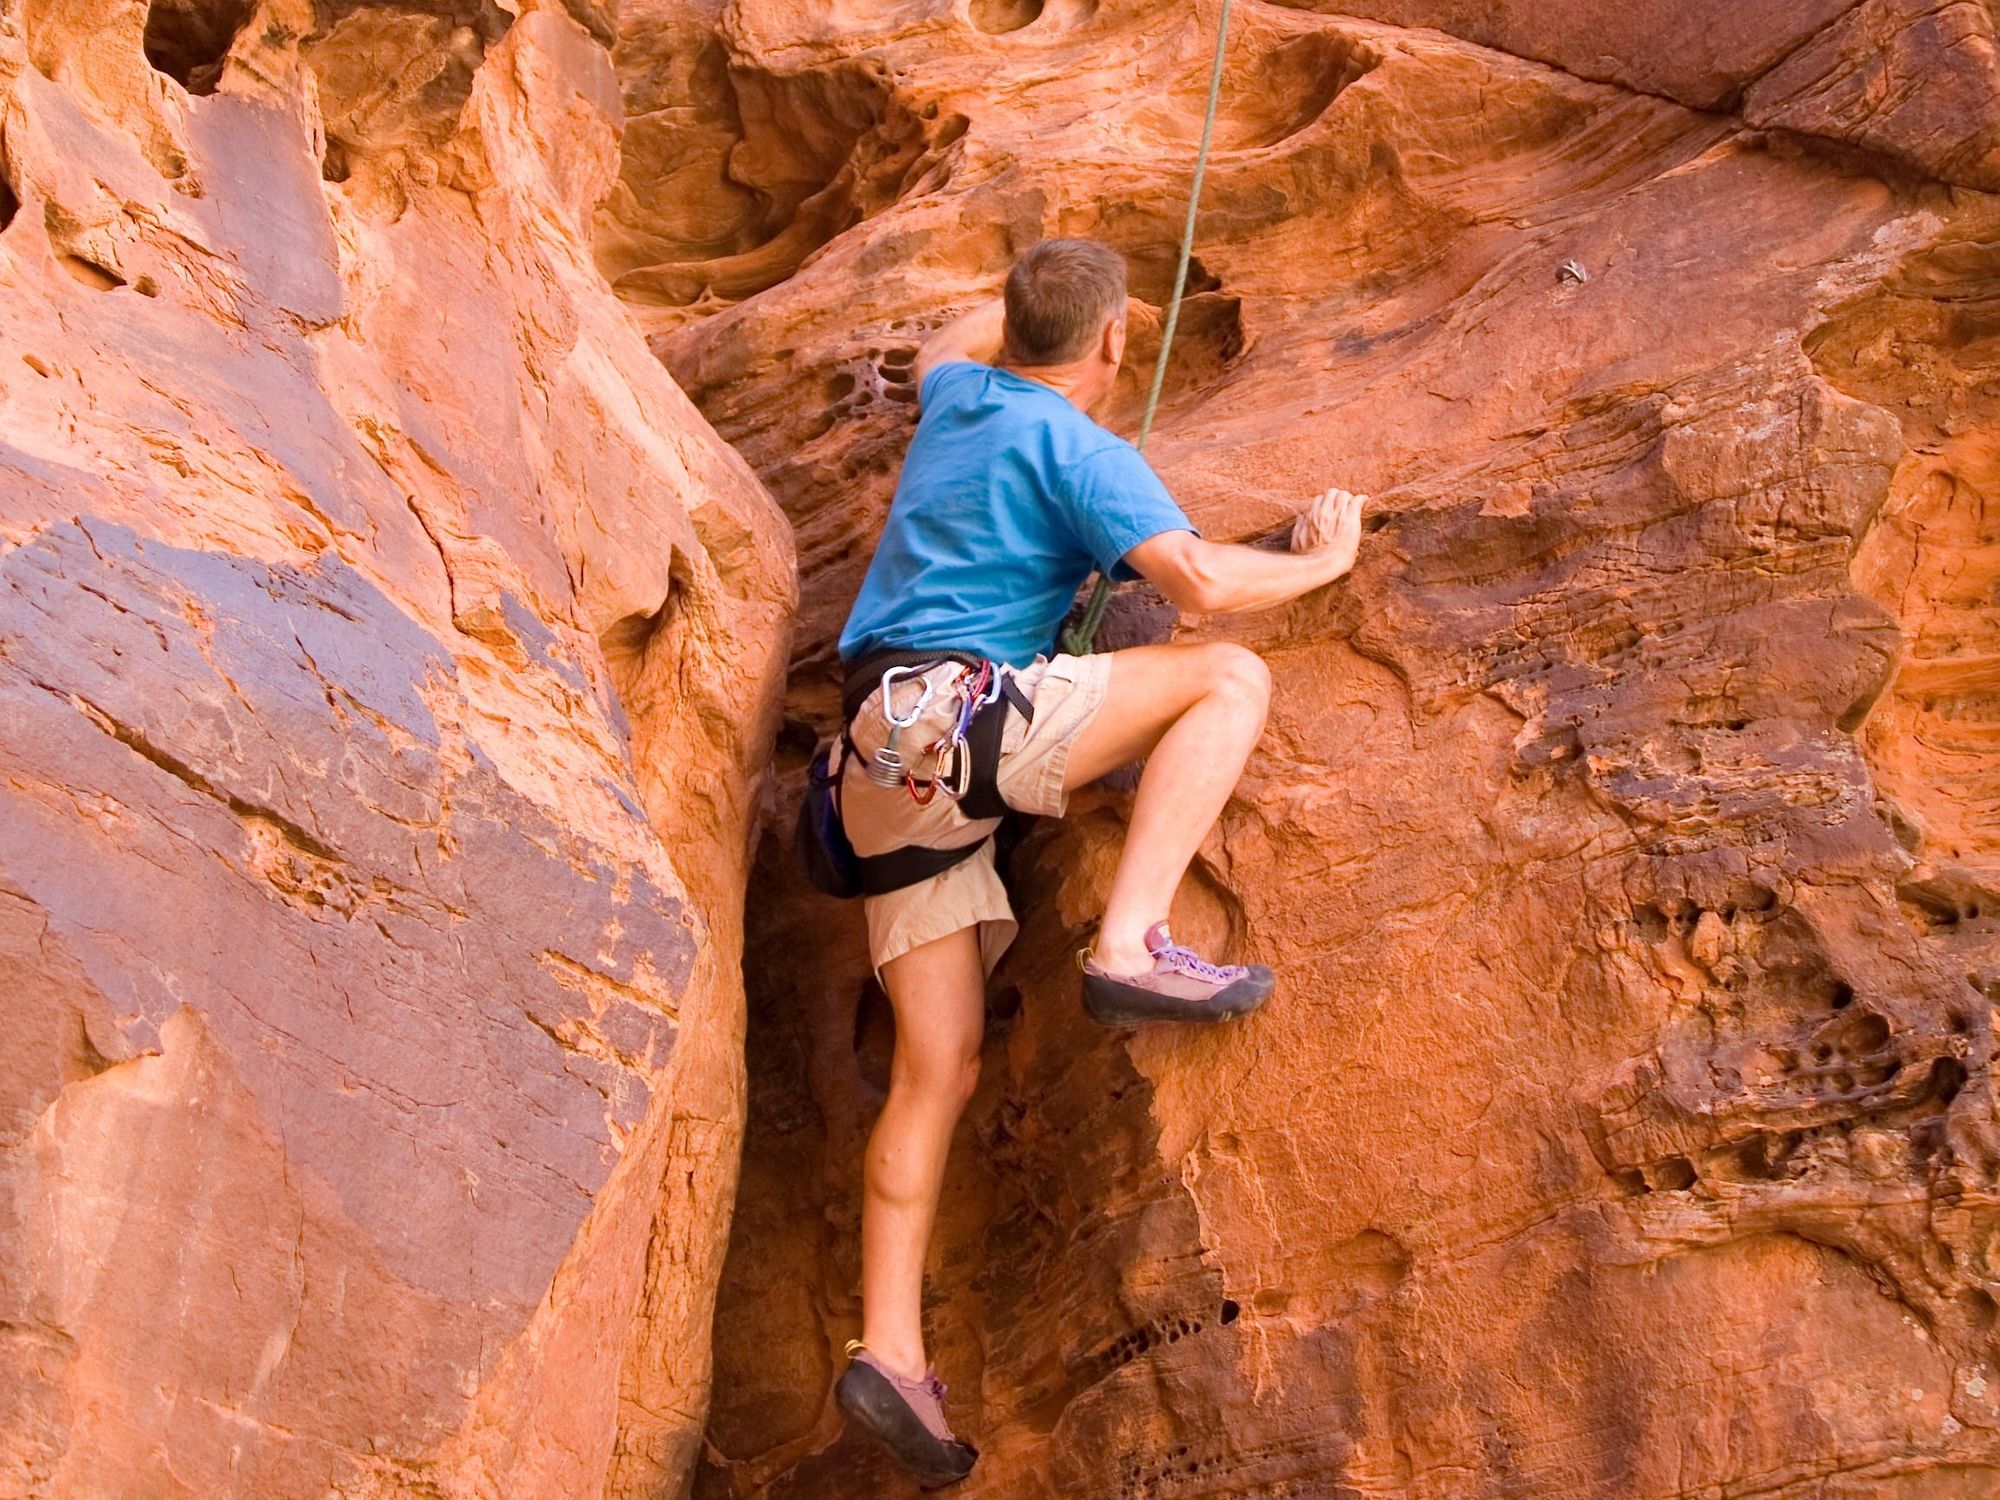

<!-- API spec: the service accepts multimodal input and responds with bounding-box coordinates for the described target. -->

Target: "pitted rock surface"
[596,1,2000,1495]
[0,2,792,1497]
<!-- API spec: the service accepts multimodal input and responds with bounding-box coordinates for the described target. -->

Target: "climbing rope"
[1061,0,1235,657]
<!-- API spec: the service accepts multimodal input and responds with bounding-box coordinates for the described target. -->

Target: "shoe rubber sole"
[1082,969,1275,1028]
[835,1363,978,1489]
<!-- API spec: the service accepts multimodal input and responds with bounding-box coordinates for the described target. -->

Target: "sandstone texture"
[596,1,2000,1495]
[0,2,792,1497]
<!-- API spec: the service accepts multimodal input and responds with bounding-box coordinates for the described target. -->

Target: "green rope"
[1061,0,1234,658]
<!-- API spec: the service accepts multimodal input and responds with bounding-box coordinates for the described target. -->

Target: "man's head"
[1002,238,1128,407]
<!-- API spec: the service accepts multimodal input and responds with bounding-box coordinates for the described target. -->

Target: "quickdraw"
[902,660,1007,806]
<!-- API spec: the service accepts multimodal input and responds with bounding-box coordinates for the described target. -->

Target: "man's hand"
[1129,499,1363,617]
[913,298,1007,392]
[1291,486,1366,567]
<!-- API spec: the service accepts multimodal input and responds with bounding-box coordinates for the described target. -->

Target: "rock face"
[0,3,792,1497]
[597,1,2000,1495]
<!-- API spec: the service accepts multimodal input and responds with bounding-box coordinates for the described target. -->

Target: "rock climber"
[829,237,1364,1485]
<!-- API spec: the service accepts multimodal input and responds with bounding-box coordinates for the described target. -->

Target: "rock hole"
[0,167,15,235]
[600,54,960,325]
[1649,1156,1697,1192]
[57,253,127,291]
[1106,289,1245,429]
[1730,1132,1794,1180]
[971,0,1043,33]
[303,3,513,200]
[1628,904,1669,943]
[1216,31,1376,150]
[826,370,857,401]
[1610,1167,1650,1196]
[321,139,352,185]
[1839,1011,1890,1052]
[1738,882,1780,915]
[142,0,257,95]
[1830,981,1854,1010]
[1219,1299,1239,1324]
[1929,1056,1968,1105]
[600,596,676,670]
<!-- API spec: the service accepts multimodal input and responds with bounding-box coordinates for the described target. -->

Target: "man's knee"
[1203,642,1271,715]
[896,1041,981,1109]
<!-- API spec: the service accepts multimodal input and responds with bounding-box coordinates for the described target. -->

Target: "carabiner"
[878,664,936,729]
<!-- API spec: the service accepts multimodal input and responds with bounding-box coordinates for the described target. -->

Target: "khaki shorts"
[842,652,1113,972]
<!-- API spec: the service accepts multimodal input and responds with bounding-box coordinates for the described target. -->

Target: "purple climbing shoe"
[1081,922,1274,1027]
[835,1344,978,1488]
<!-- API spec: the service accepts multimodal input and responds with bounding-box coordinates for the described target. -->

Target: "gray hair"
[1003,239,1128,365]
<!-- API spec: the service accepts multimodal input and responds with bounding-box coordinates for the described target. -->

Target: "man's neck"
[996,360,1095,410]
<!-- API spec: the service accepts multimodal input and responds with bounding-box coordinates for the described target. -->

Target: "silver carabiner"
[867,664,937,788]
[878,664,936,728]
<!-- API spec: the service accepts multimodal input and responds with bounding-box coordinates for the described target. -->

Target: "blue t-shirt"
[838,362,1194,667]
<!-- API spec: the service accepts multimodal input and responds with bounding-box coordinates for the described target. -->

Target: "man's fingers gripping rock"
[1291,486,1367,554]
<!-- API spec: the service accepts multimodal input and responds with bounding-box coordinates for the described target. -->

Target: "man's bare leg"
[1061,640,1271,975]
[858,925,986,1379]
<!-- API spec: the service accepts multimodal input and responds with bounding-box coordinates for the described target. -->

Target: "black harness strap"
[855,840,987,895]
[956,675,1034,821]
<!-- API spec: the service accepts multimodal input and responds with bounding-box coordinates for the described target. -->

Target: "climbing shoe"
[835,1343,979,1488]
[1081,922,1274,1027]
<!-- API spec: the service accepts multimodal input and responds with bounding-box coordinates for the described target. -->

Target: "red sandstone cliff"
[598,1,2000,1495]
[7,1,2000,1497]
[0,1,792,1496]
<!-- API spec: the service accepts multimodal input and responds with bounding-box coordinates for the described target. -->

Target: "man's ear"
[1103,310,1127,367]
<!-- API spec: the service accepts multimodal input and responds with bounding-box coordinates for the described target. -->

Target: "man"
[830,238,1364,1485]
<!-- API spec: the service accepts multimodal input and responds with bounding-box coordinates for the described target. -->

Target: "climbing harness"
[1060,0,1235,658]
[794,649,1037,899]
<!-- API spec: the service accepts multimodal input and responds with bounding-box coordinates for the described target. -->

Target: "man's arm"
[913,298,1006,390]
[1126,487,1365,615]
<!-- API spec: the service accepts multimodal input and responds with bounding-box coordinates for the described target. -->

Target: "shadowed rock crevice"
[141,0,256,94]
